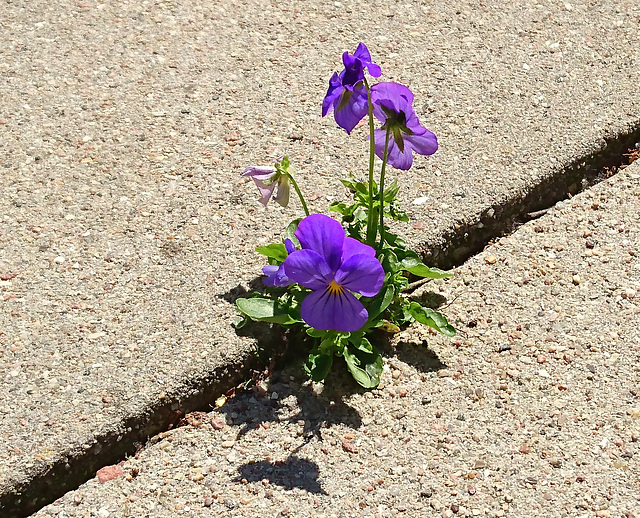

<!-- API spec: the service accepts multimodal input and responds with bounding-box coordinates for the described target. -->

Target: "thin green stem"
[378,128,391,251]
[364,78,376,246]
[287,173,310,216]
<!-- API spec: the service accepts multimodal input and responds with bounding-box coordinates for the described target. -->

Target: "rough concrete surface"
[33,158,640,518]
[1,0,639,513]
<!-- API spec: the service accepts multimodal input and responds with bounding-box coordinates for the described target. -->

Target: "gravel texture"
[33,161,640,517]
[1,0,639,511]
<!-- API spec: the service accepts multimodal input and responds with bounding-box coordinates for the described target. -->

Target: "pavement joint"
[5,130,638,517]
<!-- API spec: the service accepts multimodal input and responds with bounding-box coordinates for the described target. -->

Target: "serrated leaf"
[255,243,288,262]
[407,302,456,336]
[236,297,297,325]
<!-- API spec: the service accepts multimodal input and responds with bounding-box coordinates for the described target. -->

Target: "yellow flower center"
[327,280,344,296]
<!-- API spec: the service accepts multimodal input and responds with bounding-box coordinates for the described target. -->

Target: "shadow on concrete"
[236,456,327,495]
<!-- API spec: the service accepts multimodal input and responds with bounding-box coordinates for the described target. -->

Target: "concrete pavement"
[1,0,639,514]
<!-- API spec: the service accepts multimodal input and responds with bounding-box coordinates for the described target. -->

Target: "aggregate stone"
[1,0,639,513]
[33,162,640,517]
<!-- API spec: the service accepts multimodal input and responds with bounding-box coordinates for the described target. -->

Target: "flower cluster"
[322,43,438,170]
[238,43,454,388]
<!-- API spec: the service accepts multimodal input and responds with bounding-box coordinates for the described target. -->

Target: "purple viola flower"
[283,214,384,332]
[370,82,438,170]
[322,43,382,134]
[262,239,296,287]
[242,165,290,207]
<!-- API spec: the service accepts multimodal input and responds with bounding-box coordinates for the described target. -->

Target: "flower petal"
[405,129,438,157]
[242,166,276,179]
[294,214,344,271]
[385,138,414,170]
[250,178,277,205]
[284,238,296,255]
[342,237,375,261]
[353,42,382,77]
[262,264,292,287]
[371,82,414,120]
[301,288,368,332]
[334,254,384,297]
[273,176,290,207]
[333,87,368,134]
[322,72,343,116]
[283,249,332,290]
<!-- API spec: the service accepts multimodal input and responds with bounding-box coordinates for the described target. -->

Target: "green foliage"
[236,297,300,325]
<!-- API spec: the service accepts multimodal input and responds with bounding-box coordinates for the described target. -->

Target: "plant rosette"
[237,43,455,389]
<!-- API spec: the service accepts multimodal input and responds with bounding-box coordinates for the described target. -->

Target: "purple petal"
[342,237,375,262]
[283,249,332,291]
[284,238,296,255]
[371,82,414,121]
[262,264,292,287]
[262,265,278,276]
[250,178,278,206]
[341,52,365,86]
[301,288,368,332]
[294,214,344,271]
[385,139,414,170]
[242,166,276,179]
[333,87,368,134]
[353,42,382,77]
[322,72,343,116]
[334,254,384,297]
[405,129,438,157]
[353,42,372,64]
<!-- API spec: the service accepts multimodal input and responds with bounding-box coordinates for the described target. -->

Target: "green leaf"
[379,320,401,333]
[366,284,395,321]
[232,314,248,329]
[329,202,349,216]
[407,301,456,336]
[236,297,298,325]
[401,257,453,279]
[305,352,334,382]
[343,344,383,389]
[348,335,374,354]
[255,243,288,262]
[384,179,400,202]
[285,218,302,244]
[306,328,326,338]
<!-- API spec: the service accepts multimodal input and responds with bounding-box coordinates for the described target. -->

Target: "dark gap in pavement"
[7,124,639,518]
[1,347,277,518]
[423,124,640,270]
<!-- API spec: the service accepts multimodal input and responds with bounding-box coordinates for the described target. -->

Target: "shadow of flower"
[236,456,327,494]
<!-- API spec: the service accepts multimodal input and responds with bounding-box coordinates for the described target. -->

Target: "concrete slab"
[32,155,640,518]
[1,0,639,513]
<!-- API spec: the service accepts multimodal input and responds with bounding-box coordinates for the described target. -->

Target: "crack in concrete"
[3,125,639,518]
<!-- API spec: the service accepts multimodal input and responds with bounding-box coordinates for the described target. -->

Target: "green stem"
[378,129,391,251]
[364,78,376,246]
[287,173,310,216]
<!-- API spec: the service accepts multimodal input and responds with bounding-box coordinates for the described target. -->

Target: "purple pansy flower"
[283,214,384,332]
[322,43,382,134]
[370,82,438,170]
[262,239,296,287]
[242,165,290,207]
